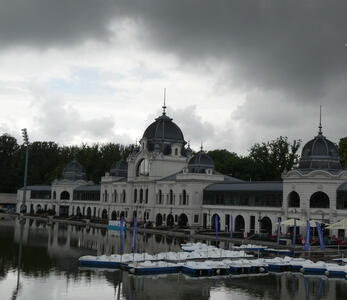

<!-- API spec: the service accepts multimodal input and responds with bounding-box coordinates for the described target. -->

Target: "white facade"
[16,110,347,237]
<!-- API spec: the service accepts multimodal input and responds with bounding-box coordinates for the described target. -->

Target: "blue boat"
[181,261,217,277]
[128,262,180,275]
[325,265,347,278]
[78,256,121,269]
[302,262,327,275]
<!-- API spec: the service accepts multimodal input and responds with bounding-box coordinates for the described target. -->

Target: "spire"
[318,105,322,135]
[200,141,203,151]
[162,88,167,115]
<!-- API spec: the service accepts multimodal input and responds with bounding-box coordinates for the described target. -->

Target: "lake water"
[0,217,346,300]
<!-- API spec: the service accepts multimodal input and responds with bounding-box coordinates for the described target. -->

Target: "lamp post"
[20,129,29,215]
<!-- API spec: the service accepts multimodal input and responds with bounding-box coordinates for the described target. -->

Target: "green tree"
[339,137,347,168]
[249,136,301,181]
[0,134,21,192]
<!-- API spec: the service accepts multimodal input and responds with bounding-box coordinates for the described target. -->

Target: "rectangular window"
[194,214,199,223]
[250,216,255,234]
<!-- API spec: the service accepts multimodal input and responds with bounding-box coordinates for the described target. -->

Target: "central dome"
[143,114,185,143]
[298,131,342,170]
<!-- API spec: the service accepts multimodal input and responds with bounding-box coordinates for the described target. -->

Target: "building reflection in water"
[7,219,347,300]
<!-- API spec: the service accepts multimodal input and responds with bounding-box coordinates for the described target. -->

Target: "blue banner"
[292,218,297,248]
[276,218,281,246]
[316,221,325,251]
[132,217,137,253]
[304,277,309,300]
[229,215,233,240]
[304,220,310,251]
[120,216,124,253]
[315,278,324,300]
[215,214,218,238]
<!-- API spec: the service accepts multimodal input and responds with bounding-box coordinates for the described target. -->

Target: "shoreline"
[2,212,347,260]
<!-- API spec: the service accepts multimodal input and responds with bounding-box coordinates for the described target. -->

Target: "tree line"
[0,134,131,193]
[1,133,346,193]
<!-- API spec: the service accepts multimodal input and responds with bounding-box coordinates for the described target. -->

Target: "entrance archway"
[86,207,92,218]
[178,213,188,227]
[101,209,108,219]
[111,211,117,220]
[76,206,81,217]
[288,191,300,207]
[211,214,220,231]
[260,217,272,235]
[310,192,330,208]
[167,214,174,227]
[234,215,245,232]
[156,213,163,226]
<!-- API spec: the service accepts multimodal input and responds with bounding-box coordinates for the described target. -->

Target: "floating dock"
[78,242,347,279]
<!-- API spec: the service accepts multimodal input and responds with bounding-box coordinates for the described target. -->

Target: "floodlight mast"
[20,128,29,214]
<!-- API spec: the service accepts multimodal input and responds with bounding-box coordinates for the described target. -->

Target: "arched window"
[234,215,245,232]
[337,191,347,209]
[260,216,272,234]
[60,191,70,200]
[140,189,143,203]
[170,190,174,205]
[158,190,162,204]
[53,191,56,199]
[114,190,117,202]
[288,191,300,208]
[86,207,92,218]
[136,159,149,176]
[182,190,187,205]
[145,189,148,204]
[104,190,108,202]
[156,214,163,226]
[175,148,178,155]
[134,189,137,203]
[122,190,126,203]
[310,192,330,208]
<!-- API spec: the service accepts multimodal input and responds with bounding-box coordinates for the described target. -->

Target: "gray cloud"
[3,0,347,100]
[120,0,347,101]
[1,0,347,152]
[30,90,133,145]
[0,0,119,49]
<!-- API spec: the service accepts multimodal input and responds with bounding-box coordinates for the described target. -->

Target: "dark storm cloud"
[2,0,347,150]
[120,0,347,100]
[0,0,119,48]
[2,0,347,100]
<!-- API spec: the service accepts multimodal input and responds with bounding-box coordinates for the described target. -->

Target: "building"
[17,106,347,237]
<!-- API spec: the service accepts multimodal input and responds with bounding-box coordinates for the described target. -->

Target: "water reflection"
[0,218,346,300]
[11,218,24,300]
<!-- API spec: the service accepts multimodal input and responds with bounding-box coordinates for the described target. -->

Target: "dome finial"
[162,88,167,115]
[200,140,203,151]
[318,105,323,135]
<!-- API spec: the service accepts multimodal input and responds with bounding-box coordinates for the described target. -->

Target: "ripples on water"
[0,217,346,300]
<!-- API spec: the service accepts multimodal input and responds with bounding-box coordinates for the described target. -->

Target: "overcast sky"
[1,0,347,154]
